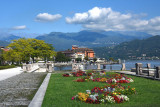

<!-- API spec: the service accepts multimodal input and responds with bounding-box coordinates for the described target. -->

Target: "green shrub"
[0,65,16,70]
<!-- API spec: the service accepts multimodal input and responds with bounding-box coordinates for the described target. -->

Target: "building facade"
[61,45,95,61]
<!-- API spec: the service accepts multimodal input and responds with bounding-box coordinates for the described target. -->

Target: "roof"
[2,48,9,51]
[60,47,94,54]
[73,48,94,53]
[61,50,74,54]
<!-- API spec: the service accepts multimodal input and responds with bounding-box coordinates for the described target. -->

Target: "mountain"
[36,30,152,51]
[0,40,9,47]
[93,35,160,60]
[0,34,21,42]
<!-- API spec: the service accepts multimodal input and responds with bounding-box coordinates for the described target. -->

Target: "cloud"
[66,7,160,35]
[12,25,27,30]
[35,13,62,22]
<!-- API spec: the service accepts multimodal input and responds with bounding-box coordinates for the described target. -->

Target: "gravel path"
[0,72,47,107]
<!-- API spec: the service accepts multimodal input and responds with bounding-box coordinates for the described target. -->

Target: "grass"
[42,72,160,107]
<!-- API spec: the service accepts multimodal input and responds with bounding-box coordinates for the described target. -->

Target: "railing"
[135,63,160,78]
[22,63,53,72]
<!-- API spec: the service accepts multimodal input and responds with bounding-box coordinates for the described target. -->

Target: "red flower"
[76,78,85,82]
[86,98,94,104]
[62,74,69,77]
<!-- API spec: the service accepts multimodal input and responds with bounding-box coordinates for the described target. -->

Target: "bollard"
[135,63,142,75]
[46,63,52,72]
[147,63,151,69]
[97,64,101,70]
[155,66,160,78]
[23,64,27,72]
[121,63,126,70]
[52,63,54,71]
[26,64,29,71]
[72,63,77,71]
[103,65,106,69]
[147,63,151,76]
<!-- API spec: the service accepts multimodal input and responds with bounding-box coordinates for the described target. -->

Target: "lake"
[54,60,160,71]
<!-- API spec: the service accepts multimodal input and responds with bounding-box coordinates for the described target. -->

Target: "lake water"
[54,60,160,71]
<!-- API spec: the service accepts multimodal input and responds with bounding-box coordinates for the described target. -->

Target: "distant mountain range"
[93,35,160,60]
[0,34,20,46]
[0,34,21,42]
[0,40,9,47]
[0,30,152,51]
[35,30,152,51]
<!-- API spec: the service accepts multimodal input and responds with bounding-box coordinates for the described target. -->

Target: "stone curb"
[28,73,51,107]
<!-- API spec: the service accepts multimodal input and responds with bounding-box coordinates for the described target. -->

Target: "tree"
[109,57,115,62]
[84,56,89,61]
[0,49,4,65]
[3,50,21,64]
[3,38,56,63]
[93,57,97,62]
[75,58,81,62]
[55,52,66,62]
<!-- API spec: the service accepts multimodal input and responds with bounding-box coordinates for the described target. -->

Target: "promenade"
[0,67,48,106]
[0,67,23,81]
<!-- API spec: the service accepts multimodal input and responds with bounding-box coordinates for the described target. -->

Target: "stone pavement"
[0,67,50,106]
[0,67,23,81]
[114,70,160,81]
[0,72,46,107]
[114,71,136,75]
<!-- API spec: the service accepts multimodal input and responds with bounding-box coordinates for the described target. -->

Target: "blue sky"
[0,0,160,36]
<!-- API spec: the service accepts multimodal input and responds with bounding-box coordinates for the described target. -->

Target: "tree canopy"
[55,52,71,62]
[3,38,56,63]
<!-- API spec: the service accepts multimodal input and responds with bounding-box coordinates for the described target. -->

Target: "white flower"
[89,93,98,101]
[127,78,134,82]
[105,96,115,103]
[121,77,125,80]
[118,95,129,101]
[100,99,105,103]
[86,90,91,94]
[112,79,117,83]
[69,73,73,76]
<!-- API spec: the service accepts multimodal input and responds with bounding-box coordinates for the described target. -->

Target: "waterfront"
[54,60,160,71]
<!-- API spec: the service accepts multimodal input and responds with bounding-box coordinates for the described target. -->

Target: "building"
[61,45,95,61]
[0,46,9,52]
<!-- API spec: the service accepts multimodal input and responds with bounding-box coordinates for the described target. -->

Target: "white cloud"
[66,7,160,35]
[12,25,27,30]
[35,13,62,22]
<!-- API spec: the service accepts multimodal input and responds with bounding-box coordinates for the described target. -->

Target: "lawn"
[42,72,160,107]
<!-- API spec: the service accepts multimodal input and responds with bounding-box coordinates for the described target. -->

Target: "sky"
[0,0,160,36]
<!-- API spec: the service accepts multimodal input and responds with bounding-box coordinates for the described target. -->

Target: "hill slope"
[0,40,9,47]
[93,35,160,60]
[36,30,152,51]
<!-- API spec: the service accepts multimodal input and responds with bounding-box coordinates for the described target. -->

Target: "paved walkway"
[114,71,136,75]
[114,70,160,81]
[0,67,23,81]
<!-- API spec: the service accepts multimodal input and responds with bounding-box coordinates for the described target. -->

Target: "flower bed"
[62,70,105,77]
[62,70,87,77]
[63,70,135,105]
[72,84,136,104]
[74,73,134,84]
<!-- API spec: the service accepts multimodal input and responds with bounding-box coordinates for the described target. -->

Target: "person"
[103,65,106,69]
[110,65,112,71]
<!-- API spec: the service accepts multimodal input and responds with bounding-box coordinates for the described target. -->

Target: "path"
[114,70,160,80]
[0,67,23,81]
[114,71,136,75]
[0,72,46,107]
